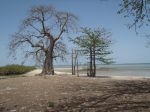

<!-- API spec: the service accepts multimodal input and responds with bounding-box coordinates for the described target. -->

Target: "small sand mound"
[24,69,42,76]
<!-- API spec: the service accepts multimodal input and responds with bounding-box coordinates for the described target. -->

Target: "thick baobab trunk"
[41,52,54,75]
[41,41,55,75]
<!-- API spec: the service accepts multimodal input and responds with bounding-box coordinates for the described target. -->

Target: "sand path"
[23,69,72,77]
[23,69,42,76]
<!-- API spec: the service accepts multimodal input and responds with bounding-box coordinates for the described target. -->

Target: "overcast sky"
[0,0,150,66]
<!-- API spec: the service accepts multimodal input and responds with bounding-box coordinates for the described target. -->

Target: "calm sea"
[95,63,150,77]
[55,63,150,77]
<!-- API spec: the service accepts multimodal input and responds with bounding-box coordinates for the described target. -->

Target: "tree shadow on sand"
[46,80,150,112]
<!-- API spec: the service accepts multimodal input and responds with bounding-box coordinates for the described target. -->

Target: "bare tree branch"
[9,5,78,75]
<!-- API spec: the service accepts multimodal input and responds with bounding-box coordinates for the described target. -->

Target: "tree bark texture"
[41,41,55,75]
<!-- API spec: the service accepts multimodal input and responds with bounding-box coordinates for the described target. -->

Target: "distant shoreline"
[53,63,150,67]
[23,68,150,79]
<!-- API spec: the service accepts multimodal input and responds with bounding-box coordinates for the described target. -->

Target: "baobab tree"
[9,5,78,75]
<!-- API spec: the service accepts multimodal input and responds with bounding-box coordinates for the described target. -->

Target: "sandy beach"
[0,69,150,112]
[24,68,150,80]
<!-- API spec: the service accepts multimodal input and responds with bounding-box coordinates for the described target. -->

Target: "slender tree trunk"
[89,46,93,77]
[93,42,96,77]
[72,49,75,75]
[74,50,78,75]
[77,58,79,77]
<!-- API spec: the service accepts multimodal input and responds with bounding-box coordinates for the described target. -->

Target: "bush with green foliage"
[0,65,36,75]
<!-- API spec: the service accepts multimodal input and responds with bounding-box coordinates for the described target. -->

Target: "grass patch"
[0,64,36,76]
[0,74,26,80]
[47,101,55,107]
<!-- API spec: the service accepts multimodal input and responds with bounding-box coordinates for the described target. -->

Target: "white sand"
[24,69,72,76]
[24,69,148,80]
[24,69,42,76]
[110,76,145,80]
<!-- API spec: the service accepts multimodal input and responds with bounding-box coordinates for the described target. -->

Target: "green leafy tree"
[118,0,150,30]
[72,27,113,77]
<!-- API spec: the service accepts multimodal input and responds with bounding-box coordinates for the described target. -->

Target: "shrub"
[0,64,36,76]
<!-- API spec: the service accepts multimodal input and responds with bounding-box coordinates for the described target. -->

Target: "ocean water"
[95,63,150,77]
[55,63,150,77]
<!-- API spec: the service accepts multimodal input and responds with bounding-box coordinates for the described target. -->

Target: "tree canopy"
[118,0,150,30]
[73,27,112,64]
[72,27,113,77]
